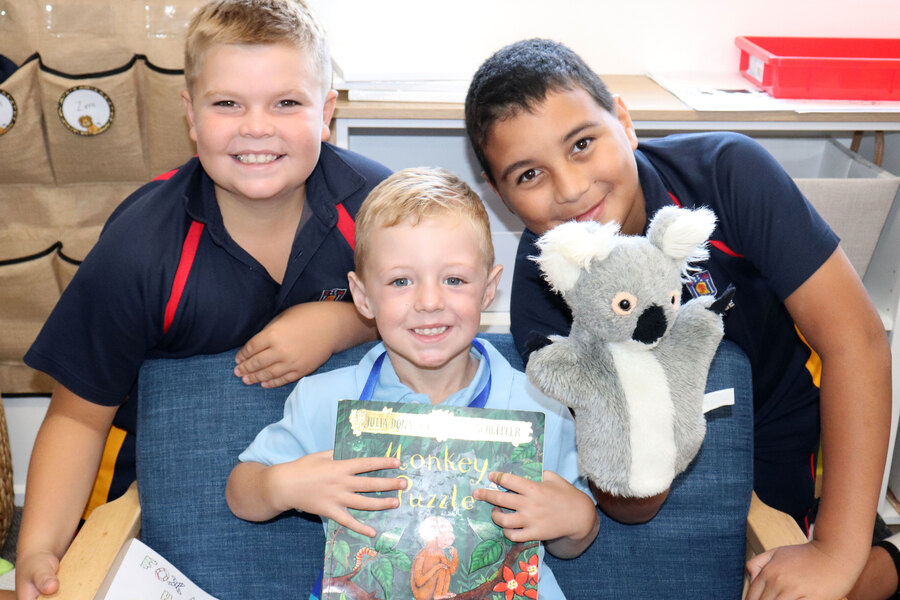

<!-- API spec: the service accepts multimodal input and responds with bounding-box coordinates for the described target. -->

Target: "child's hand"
[15,550,60,600]
[473,471,596,548]
[745,541,856,600]
[234,302,376,388]
[272,450,406,537]
[234,305,332,388]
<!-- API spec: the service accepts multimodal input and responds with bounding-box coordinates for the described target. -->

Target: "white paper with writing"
[98,538,218,600]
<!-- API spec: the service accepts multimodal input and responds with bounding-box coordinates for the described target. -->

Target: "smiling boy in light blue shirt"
[227,167,599,599]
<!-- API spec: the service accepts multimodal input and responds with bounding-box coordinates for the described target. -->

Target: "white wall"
[309,0,900,81]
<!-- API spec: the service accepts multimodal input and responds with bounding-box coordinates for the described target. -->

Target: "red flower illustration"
[493,566,529,600]
[518,554,540,585]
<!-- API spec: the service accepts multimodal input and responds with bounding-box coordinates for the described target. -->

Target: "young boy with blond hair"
[464,38,891,600]
[17,1,389,597]
[227,167,600,599]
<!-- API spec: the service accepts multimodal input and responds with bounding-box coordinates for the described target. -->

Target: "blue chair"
[54,335,804,599]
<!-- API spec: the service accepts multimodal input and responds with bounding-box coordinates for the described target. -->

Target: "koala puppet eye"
[670,290,680,307]
[611,292,637,316]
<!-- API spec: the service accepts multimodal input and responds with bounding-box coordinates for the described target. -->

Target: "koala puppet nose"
[632,304,667,345]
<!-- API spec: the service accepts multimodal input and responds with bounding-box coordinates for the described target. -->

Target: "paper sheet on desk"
[650,72,900,113]
[98,538,218,600]
[338,79,470,103]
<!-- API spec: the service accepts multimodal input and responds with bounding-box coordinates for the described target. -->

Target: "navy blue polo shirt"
[26,142,391,428]
[510,132,838,457]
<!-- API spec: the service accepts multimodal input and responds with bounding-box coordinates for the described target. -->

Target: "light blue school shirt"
[240,338,588,600]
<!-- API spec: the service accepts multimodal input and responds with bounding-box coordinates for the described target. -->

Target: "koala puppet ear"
[531,220,620,294]
[646,206,717,267]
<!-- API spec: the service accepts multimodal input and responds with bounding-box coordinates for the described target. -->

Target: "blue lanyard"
[358,339,491,408]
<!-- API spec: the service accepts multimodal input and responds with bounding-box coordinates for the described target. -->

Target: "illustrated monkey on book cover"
[411,516,458,600]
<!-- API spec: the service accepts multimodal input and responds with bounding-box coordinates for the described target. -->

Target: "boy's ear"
[480,264,504,311]
[320,89,338,142]
[347,271,375,319]
[614,95,638,151]
[182,90,198,143]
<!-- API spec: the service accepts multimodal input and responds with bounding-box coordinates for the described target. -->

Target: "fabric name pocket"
[142,60,196,176]
[53,224,103,292]
[0,59,54,184]
[40,56,149,184]
[0,242,62,363]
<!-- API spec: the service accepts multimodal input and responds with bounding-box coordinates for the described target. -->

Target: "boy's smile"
[183,42,336,212]
[348,215,502,402]
[483,88,646,236]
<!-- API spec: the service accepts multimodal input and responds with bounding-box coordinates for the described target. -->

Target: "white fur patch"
[532,220,620,294]
[608,342,675,497]
[651,206,716,266]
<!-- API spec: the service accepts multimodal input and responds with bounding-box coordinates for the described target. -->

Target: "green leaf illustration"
[386,549,412,574]
[372,557,395,600]
[469,539,503,573]
[469,519,503,542]
[375,527,404,553]
[510,443,536,463]
[332,539,351,572]
[519,462,544,481]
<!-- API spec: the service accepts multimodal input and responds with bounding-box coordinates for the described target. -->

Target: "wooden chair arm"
[746,490,808,556]
[40,482,141,600]
[743,491,808,598]
[32,486,828,599]
[743,491,848,600]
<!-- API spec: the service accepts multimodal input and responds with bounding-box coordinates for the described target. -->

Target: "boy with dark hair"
[227,167,599,600]
[465,38,891,600]
[17,1,390,597]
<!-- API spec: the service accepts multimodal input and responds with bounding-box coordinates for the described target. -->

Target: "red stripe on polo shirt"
[163,221,205,334]
[667,191,744,258]
[710,239,744,258]
[153,167,179,181]
[336,203,355,251]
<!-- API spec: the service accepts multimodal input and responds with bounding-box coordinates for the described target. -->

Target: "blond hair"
[184,0,330,94]
[355,167,494,274]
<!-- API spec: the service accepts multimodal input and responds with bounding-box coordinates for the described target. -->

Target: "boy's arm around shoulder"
[232,145,390,389]
[747,246,891,599]
[234,300,377,388]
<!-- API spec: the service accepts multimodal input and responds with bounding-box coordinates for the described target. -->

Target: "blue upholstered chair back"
[137,334,752,599]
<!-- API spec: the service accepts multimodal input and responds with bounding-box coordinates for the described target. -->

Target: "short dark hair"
[465,38,615,184]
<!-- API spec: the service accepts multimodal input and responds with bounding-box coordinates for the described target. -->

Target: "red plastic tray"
[735,36,900,100]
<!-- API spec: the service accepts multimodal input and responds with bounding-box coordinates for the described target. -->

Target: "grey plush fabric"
[526,207,724,497]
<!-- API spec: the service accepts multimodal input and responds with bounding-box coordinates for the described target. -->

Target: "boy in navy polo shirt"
[464,39,891,600]
[227,167,599,600]
[17,1,389,597]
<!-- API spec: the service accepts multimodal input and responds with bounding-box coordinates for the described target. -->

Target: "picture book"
[322,399,545,600]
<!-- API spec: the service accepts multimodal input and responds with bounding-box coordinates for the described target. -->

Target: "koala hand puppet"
[525,206,728,498]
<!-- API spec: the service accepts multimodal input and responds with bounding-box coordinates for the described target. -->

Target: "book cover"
[322,400,545,600]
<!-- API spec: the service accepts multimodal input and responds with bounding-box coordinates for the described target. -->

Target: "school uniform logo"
[685,270,717,298]
[319,288,348,302]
